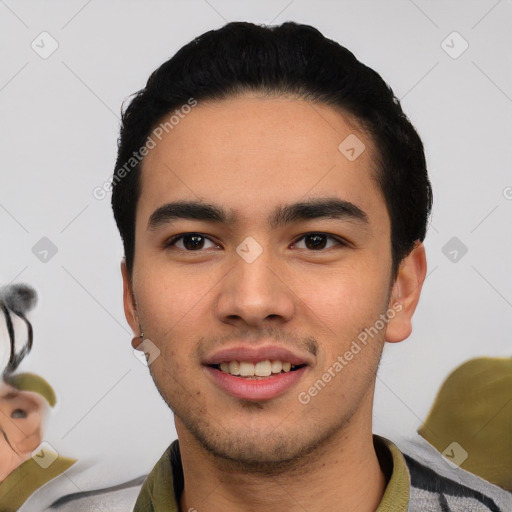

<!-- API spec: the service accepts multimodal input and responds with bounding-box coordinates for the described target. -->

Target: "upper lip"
[202,343,314,366]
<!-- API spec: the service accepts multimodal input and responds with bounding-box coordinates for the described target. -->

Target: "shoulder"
[133,441,180,512]
[395,435,512,512]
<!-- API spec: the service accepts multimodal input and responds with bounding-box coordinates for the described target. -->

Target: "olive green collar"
[134,434,410,511]
[0,449,76,511]
[374,435,411,511]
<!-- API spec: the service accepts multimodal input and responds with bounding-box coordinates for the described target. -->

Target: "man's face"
[123,95,405,468]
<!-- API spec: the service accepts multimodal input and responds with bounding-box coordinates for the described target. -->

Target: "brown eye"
[181,234,207,250]
[304,234,329,249]
[11,409,27,419]
[165,233,218,251]
[294,233,346,250]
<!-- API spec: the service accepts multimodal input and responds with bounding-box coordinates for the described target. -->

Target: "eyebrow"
[146,197,369,232]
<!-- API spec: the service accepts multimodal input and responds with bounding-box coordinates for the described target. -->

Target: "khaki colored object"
[418,357,512,491]
[4,372,56,407]
[0,449,76,511]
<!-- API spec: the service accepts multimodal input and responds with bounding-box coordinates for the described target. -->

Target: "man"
[112,21,511,511]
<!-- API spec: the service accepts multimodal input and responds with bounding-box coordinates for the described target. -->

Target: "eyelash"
[164,232,349,251]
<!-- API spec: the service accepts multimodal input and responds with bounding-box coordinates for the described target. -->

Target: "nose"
[215,244,295,329]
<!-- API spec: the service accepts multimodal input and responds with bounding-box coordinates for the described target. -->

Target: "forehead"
[137,95,387,230]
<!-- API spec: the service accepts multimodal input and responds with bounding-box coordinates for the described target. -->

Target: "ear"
[121,259,140,347]
[385,241,427,343]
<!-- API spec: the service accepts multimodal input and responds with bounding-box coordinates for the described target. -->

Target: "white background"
[1,0,511,483]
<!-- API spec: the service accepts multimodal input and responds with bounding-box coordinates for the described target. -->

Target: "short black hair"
[111,21,432,279]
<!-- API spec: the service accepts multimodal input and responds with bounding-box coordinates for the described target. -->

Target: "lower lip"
[204,366,308,401]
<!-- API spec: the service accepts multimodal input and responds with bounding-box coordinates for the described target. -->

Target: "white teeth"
[271,360,283,373]
[217,360,298,377]
[239,361,255,377]
[255,360,272,377]
[228,361,240,375]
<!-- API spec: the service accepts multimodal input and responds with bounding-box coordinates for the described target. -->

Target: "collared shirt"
[133,435,410,511]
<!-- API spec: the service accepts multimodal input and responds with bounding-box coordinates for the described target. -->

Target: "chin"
[178,411,342,475]
[200,434,312,472]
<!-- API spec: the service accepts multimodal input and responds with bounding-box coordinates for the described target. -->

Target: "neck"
[177,418,386,512]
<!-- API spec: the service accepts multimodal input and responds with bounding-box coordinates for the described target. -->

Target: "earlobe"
[385,242,427,343]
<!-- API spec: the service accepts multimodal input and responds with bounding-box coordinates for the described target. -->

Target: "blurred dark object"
[0,283,37,375]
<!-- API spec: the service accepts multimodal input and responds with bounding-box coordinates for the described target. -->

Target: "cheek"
[297,261,390,333]
[137,264,214,333]
[136,266,215,378]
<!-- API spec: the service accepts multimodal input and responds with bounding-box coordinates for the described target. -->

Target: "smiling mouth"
[208,360,307,379]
